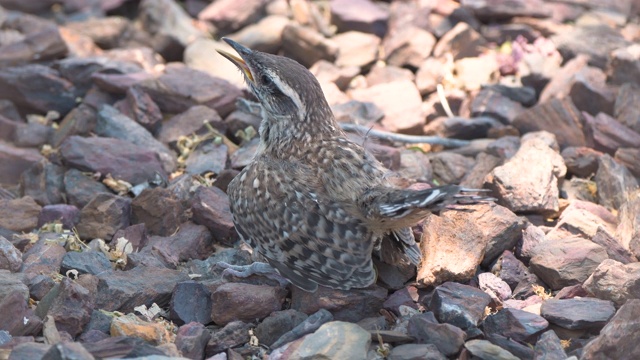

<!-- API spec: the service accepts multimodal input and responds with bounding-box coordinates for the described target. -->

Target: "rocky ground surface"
[1,0,640,359]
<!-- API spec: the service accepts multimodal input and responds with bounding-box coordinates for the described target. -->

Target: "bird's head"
[217,38,337,146]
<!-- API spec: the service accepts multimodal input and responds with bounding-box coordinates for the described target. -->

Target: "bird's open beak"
[217,38,254,83]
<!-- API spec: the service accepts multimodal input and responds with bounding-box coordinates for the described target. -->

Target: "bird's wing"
[228,161,376,292]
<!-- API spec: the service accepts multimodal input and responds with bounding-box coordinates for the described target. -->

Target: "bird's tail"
[375,185,494,220]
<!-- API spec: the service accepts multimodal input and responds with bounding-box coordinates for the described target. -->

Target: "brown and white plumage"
[218,39,490,292]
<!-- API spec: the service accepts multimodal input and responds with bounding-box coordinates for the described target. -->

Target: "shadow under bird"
[217,38,492,292]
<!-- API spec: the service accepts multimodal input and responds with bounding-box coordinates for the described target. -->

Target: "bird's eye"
[261,74,272,86]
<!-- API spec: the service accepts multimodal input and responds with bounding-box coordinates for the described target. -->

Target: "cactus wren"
[218,38,490,292]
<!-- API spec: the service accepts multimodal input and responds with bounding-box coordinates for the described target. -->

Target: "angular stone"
[175,322,211,360]
[198,0,267,34]
[81,336,167,358]
[0,197,41,233]
[583,259,640,306]
[540,298,615,330]
[384,26,435,69]
[333,31,380,68]
[485,135,566,214]
[211,282,287,326]
[464,339,519,360]
[291,285,386,322]
[205,320,251,356]
[60,136,166,185]
[614,83,640,134]
[387,343,447,360]
[41,342,94,360]
[286,321,371,360]
[157,105,224,146]
[607,43,640,86]
[110,313,171,345]
[0,291,42,336]
[595,154,639,210]
[407,314,465,356]
[430,152,474,184]
[190,186,237,246]
[35,277,94,337]
[433,22,488,60]
[136,64,241,117]
[349,80,424,134]
[478,272,512,302]
[63,169,111,210]
[513,98,586,149]
[491,251,530,290]
[615,148,640,179]
[365,64,414,87]
[551,25,629,69]
[254,309,308,347]
[417,209,490,287]
[331,0,389,37]
[20,241,66,279]
[483,308,548,343]
[533,330,567,360]
[429,282,492,330]
[37,204,81,230]
[94,105,176,172]
[583,112,640,156]
[471,88,526,125]
[75,193,131,241]
[0,236,22,273]
[0,64,77,116]
[95,266,190,313]
[131,187,185,236]
[281,24,338,68]
[0,142,45,186]
[60,251,112,276]
[561,146,602,178]
[580,299,640,359]
[530,237,608,290]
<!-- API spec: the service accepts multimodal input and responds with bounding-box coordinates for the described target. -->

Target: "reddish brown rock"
[0,142,45,186]
[433,22,488,60]
[211,283,287,325]
[0,197,41,233]
[198,0,268,35]
[331,0,389,37]
[512,98,586,149]
[615,148,640,179]
[190,186,238,246]
[595,154,639,211]
[20,240,66,279]
[384,26,435,69]
[333,31,379,68]
[291,285,386,322]
[581,300,640,359]
[583,112,640,156]
[614,83,640,134]
[75,193,131,241]
[561,146,603,178]
[131,187,186,236]
[281,24,338,68]
[35,278,94,338]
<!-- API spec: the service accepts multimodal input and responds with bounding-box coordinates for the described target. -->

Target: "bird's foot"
[217,261,290,287]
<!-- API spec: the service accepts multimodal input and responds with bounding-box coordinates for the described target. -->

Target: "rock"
[583,112,640,156]
[95,266,189,313]
[0,142,45,186]
[433,22,488,60]
[63,169,111,210]
[530,236,608,290]
[19,240,66,279]
[136,64,240,117]
[254,309,308,347]
[226,15,289,54]
[533,330,567,360]
[333,31,380,68]
[0,236,22,273]
[349,80,424,134]
[583,259,640,306]
[615,148,640,179]
[81,336,167,358]
[0,197,41,233]
[513,98,586,149]
[617,190,640,258]
[614,83,640,134]
[75,193,131,241]
[0,64,77,116]
[169,281,212,326]
[464,339,519,360]
[190,186,238,246]
[131,187,186,236]
[331,0,388,37]
[383,287,419,314]
[454,55,500,92]
[198,0,267,35]
[185,143,228,176]
[415,58,446,95]
[60,251,112,276]
[110,313,172,345]
[147,222,214,263]
[561,146,602,178]
[94,105,176,172]
[384,26,435,69]
[471,88,526,125]
[595,154,639,210]
[483,308,549,343]
[41,342,94,360]
[291,284,386,322]
[281,24,338,68]
[485,333,535,360]
[60,136,166,185]
[551,25,629,69]
[607,43,640,86]
[478,272,512,302]
[540,298,615,331]
[157,105,224,146]
[407,314,466,356]
[5,342,50,358]
[205,320,251,356]
[37,204,81,230]
[286,321,371,360]
[312,62,361,91]
[417,209,490,287]
[429,282,492,330]
[211,282,287,325]
[580,299,640,359]
[175,322,211,360]
[365,64,414,87]
[485,134,566,214]
[35,278,95,338]
[387,343,447,360]
[270,309,333,350]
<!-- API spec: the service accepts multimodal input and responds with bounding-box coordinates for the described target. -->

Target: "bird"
[217,38,491,292]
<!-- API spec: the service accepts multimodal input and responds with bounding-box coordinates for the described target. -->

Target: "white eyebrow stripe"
[269,72,306,119]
